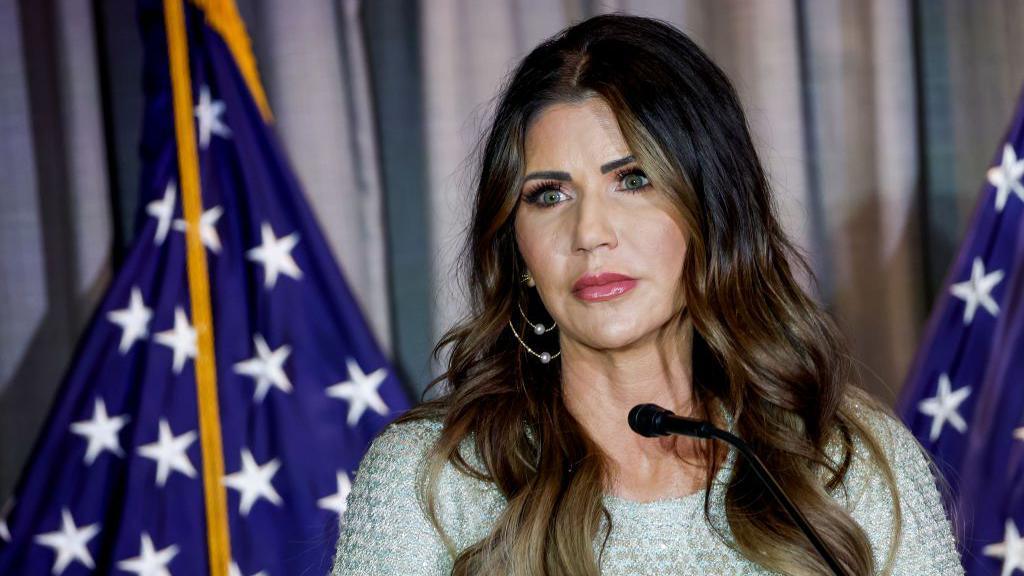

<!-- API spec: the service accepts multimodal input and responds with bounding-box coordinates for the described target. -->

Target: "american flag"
[898,88,1024,574]
[0,0,411,574]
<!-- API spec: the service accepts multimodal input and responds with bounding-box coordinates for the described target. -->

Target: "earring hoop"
[518,302,555,335]
[511,268,558,363]
[508,319,560,364]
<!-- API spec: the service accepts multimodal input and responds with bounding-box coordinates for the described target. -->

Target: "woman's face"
[514,97,689,353]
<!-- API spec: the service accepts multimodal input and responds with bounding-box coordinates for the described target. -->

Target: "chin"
[580,322,651,351]
[581,309,688,350]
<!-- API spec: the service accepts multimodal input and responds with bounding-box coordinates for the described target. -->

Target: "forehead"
[524,98,629,167]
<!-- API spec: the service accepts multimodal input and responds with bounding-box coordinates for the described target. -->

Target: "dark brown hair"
[395,13,901,575]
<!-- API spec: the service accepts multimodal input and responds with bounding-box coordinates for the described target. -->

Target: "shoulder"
[334,416,504,565]
[838,400,937,504]
[356,417,494,499]
[835,399,938,515]
[353,415,497,502]
[833,400,964,575]
[332,417,466,575]
[357,417,445,476]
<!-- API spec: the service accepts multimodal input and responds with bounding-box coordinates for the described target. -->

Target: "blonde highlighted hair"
[396,13,907,575]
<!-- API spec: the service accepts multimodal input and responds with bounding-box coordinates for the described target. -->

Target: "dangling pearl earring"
[518,302,555,335]
[509,271,560,363]
[508,320,560,363]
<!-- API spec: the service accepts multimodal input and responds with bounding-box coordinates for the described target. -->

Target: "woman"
[332,13,962,576]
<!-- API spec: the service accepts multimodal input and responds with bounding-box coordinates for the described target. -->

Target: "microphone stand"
[628,403,850,576]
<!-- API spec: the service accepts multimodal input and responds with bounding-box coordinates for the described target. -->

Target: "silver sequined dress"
[331,405,963,575]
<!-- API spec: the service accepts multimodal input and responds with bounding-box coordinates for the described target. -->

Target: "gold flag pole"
[189,0,273,122]
[162,1,231,575]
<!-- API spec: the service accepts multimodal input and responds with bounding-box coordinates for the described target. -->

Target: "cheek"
[516,217,565,268]
[514,218,539,269]
[639,215,688,278]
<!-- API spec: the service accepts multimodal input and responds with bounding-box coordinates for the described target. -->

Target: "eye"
[522,182,569,208]
[615,167,651,193]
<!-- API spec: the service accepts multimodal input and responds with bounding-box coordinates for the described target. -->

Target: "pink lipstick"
[572,272,637,302]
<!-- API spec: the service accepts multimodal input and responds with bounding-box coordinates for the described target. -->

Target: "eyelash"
[522,167,651,208]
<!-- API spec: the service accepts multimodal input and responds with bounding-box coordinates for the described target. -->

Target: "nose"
[572,187,617,254]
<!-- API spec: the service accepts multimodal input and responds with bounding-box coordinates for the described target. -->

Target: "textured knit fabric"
[331,403,964,575]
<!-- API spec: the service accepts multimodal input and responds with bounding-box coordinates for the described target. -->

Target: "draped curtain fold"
[0,0,113,505]
[0,0,1020,501]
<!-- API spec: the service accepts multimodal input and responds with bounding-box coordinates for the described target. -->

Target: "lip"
[572,272,637,302]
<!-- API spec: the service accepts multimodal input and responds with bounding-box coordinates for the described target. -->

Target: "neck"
[560,314,704,495]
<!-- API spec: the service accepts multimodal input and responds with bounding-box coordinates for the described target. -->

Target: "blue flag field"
[899,88,1024,574]
[0,0,411,574]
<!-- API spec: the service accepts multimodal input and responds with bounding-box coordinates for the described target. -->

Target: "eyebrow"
[523,155,635,183]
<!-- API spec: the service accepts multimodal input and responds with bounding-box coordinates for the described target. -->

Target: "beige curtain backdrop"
[420,0,1024,405]
[0,0,114,502]
[1,0,1022,499]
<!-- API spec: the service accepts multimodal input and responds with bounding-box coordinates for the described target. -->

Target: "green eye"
[524,184,567,208]
[541,190,563,205]
[621,171,650,191]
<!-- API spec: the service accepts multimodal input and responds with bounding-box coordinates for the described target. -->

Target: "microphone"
[627,403,850,576]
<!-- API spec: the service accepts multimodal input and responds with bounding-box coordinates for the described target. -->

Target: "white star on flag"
[33,508,100,576]
[918,373,971,442]
[146,181,176,245]
[987,143,1024,212]
[172,205,224,253]
[223,449,283,516]
[317,471,353,515]
[116,532,179,576]
[154,306,197,375]
[950,257,1004,325]
[327,358,390,426]
[230,560,268,576]
[107,286,153,354]
[1015,427,1024,441]
[194,84,231,149]
[0,498,12,542]
[245,222,302,289]
[137,419,197,487]
[70,398,130,465]
[233,333,293,403]
[984,519,1024,576]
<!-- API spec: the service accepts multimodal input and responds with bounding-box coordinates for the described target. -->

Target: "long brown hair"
[395,13,902,575]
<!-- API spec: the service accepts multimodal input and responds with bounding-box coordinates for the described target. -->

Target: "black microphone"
[627,403,850,576]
